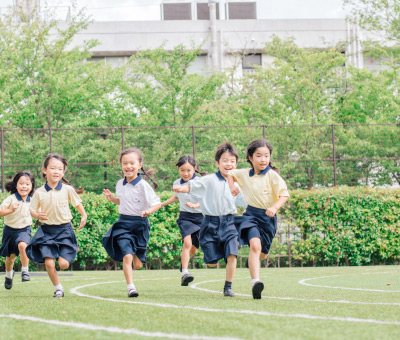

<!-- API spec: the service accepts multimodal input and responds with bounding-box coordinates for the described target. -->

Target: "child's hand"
[103,189,114,201]
[185,202,200,209]
[38,212,48,220]
[266,207,277,217]
[141,210,151,217]
[173,185,183,193]
[11,202,20,212]
[77,215,87,231]
[229,185,239,197]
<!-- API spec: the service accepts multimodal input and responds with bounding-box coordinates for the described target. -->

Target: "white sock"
[21,266,29,273]
[182,268,189,275]
[127,283,136,291]
[54,284,63,291]
[251,278,260,286]
[6,270,13,279]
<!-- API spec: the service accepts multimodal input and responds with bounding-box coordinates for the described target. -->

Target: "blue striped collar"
[249,165,271,177]
[180,173,196,184]
[123,174,142,186]
[215,171,226,181]
[44,181,62,191]
[15,192,31,202]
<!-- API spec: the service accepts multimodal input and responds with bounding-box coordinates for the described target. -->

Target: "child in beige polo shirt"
[26,153,87,298]
[227,139,289,299]
[0,170,35,289]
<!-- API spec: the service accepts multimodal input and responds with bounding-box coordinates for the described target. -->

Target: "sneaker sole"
[128,291,139,298]
[252,282,264,299]
[22,278,30,282]
[181,276,194,286]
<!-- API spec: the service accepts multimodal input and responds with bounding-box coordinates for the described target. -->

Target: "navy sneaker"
[128,288,139,298]
[181,273,194,286]
[21,271,30,282]
[252,281,264,299]
[223,289,235,297]
[53,289,64,298]
[4,272,14,290]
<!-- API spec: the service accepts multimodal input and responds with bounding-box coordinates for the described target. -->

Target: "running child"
[26,153,87,298]
[0,170,35,289]
[102,147,161,298]
[227,139,289,299]
[160,155,203,287]
[173,142,246,297]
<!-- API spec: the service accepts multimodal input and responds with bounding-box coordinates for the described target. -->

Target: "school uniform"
[229,166,290,254]
[0,193,32,257]
[174,174,203,249]
[26,182,82,263]
[189,171,246,264]
[102,174,161,263]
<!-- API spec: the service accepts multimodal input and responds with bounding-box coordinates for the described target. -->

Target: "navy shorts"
[103,214,150,263]
[239,205,277,254]
[199,214,238,264]
[0,225,31,257]
[176,211,202,249]
[26,223,78,263]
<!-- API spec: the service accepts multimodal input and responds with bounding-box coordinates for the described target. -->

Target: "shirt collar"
[249,165,271,177]
[15,192,31,202]
[215,171,226,181]
[180,173,196,185]
[123,174,142,186]
[44,181,62,191]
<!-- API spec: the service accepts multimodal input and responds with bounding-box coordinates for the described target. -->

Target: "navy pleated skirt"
[176,211,203,249]
[26,223,78,263]
[238,205,277,254]
[0,225,31,257]
[102,214,150,263]
[199,214,238,264]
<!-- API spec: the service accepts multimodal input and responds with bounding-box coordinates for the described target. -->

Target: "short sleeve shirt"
[30,182,82,225]
[229,167,289,210]
[116,174,161,216]
[173,175,202,213]
[0,193,32,229]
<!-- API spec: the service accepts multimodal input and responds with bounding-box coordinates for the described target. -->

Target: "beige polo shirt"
[0,193,32,229]
[229,168,289,210]
[30,182,82,225]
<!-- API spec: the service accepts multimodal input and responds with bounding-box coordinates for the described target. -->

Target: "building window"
[228,2,257,19]
[163,3,192,20]
[197,3,219,20]
[242,53,261,72]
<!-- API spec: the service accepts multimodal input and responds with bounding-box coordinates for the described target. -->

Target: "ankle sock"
[127,283,136,291]
[224,280,232,291]
[252,278,260,286]
[5,270,13,279]
[21,266,29,273]
[181,268,189,275]
[54,284,63,291]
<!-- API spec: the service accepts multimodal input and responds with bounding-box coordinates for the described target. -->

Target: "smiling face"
[178,162,196,183]
[121,152,142,182]
[215,151,237,178]
[43,158,65,187]
[249,146,270,174]
[16,175,32,200]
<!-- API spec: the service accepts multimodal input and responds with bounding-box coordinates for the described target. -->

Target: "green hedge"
[0,188,399,270]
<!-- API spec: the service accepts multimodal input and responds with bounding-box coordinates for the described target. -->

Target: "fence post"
[332,124,337,186]
[1,127,4,192]
[262,125,266,139]
[49,126,53,153]
[121,127,125,150]
[192,126,196,158]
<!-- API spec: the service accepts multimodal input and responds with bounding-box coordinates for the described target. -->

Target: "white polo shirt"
[173,175,202,214]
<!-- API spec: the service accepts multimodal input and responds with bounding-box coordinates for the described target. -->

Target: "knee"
[123,254,133,264]
[260,252,268,260]
[133,262,143,270]
[207,263,217,268]
[18,242,27,251]
[227,255,237,263]
[251,243,262,253]
[58,258,70,270]
[183,240,192,250]
[45,258,55,269]
[190,247,198,256]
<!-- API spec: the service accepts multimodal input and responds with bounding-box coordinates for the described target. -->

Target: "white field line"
[190,279,400,306]
[298,275,400,293]
[0,314,242,340]
[70,281,400,326]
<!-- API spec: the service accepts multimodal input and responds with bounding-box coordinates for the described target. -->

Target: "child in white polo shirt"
[27,153,87,298]
[227,139,289,299]
[103,147,161,298]
[0,170,35,289]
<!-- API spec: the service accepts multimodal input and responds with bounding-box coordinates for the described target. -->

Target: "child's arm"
[103,189,120,205]
[142,203,162,217]
[75,203,87,231]
[0,202,19,217]
[185,202,200,209]
[161,195,179,208]
[30,210,48,221]
[173,185,190,193]
[227,174,240,196]
[266,196,289,217]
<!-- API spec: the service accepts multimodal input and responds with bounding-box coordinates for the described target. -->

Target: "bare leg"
[123,254,133,284]
[226,255,237,282]
[189,245,198,257]
[58,257,70,270]
[249,238,262,279]
[5,254,16,272]
[45,258,60,286]
[18,242,29,268]
[207,263,217,268]
[133,255,143,270]
[260,252,268,260]
[181,235,192,270]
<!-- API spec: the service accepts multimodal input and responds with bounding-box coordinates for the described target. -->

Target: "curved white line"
[70,281,400,326]
[0,314,241,340]
[298,275,400,293]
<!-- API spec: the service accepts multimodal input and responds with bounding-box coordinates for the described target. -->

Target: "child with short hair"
[227,139,289,299]
[27,153,87,298]
[103,147,161,298]
[0,170,35,289]
[161,155,204,286]
[173,142,246,297]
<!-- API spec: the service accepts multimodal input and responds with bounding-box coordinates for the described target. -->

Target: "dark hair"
[43,153,84,193]
[246,139,279,173]
[176,155,207,176]
[5,170,35,197]
[120,147,158,189]
[215,142,238,163]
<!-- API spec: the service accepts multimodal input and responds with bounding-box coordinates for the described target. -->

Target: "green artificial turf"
[0,266,399,340]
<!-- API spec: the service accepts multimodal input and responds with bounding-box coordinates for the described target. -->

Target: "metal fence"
[1,123,399,192]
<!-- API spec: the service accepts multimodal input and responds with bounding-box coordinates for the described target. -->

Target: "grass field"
[0,266,399,340]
